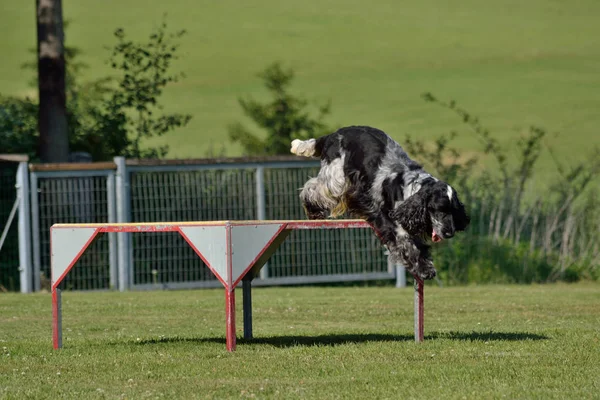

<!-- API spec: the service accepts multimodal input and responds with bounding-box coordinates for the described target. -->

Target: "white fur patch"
[321,155,347,198]
[447,185,453,201]
[299,154,349,217]
[300,177,337,209]
[370,144,399,210]
[403,181,421,200]
[291,138,316,157]
[395,225,409,238]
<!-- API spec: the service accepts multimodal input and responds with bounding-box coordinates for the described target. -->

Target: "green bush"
[229,62,334,156]
[0,96,38,158]
[409,93,600,284]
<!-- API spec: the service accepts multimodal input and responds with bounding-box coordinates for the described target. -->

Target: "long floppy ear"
[390,191,430,237]
[451,193,470,232]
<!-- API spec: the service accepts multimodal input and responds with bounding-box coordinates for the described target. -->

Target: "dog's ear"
[391,190,430,237]
[451,193,470,232]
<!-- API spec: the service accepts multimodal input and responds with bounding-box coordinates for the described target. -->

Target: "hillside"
[1,0,599,166]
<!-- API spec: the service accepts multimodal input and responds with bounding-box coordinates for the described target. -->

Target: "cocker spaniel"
[291,125,470,280]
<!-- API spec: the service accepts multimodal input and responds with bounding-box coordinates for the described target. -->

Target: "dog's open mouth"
[432,232,443,243]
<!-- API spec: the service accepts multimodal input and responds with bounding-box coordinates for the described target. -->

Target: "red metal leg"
[414,276,424,342]
[225,289,236,351]
[52,289,62,349]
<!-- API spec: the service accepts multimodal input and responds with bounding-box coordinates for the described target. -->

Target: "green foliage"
[404,129,479,197]
[0,95,38,158]
[407,93,600,284]
[229,62,333,156]
[0,19,191,161]
[433,236,554,285]
[102,22,192,158]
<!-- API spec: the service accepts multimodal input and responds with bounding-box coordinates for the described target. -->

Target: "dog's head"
[392,179,470,242]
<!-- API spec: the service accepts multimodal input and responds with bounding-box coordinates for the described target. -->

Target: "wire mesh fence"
[35,173,113,290]
[129,168,257,285]
[20,155,600,292]
[126,164,389,287]
[0,162,19,291]
[27,159,394,292]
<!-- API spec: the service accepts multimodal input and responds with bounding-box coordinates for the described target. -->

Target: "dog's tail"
[290,137,323,158]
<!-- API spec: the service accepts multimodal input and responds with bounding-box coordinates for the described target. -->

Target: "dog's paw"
[290,139,302,155]
[417,259,437,280]
[418,266,437,280]
[291,138,316,157]
[305,210,328,220]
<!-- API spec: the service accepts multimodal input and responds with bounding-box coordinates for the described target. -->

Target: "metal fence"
[20,156,394,292]
[0,158,32,292]
[30,167,116,291]
[0,162,19,291]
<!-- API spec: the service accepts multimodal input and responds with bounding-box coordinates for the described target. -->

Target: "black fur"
[292,126,470,280]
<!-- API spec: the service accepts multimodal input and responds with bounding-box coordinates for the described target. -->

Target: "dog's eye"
[432,197,451,210]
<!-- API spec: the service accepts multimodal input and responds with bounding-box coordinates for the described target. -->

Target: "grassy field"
[1,0,600,164]
[1,283,599,399]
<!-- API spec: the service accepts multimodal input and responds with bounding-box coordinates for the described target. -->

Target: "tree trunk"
[37,0,69,162]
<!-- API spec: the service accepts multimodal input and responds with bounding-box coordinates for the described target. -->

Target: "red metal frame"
[50,221,372,293]
[52,289,61,349]
[50,219,424,351]
[50,219,371,231]
[224,223,236,351]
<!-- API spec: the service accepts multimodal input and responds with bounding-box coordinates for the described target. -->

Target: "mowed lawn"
[1,283,599,399]
[1,0,600,165]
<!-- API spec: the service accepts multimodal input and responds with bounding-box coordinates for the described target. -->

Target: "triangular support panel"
[178,223,287,289]
[178,226,228,287]
[230,224,288,287]
[51,227,101,289]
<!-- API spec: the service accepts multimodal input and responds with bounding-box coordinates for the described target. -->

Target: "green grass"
[1,0,600,165]
[1,283,599,399]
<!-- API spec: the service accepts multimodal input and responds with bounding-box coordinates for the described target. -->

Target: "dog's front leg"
[415,255,437,280]
[387,237,437,280]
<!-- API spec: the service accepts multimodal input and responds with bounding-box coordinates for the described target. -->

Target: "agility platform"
[50,220,425,351]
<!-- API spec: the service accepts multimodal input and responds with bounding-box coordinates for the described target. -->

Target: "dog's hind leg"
[299,157,349,219]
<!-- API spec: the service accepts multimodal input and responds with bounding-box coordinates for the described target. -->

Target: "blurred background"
[1,0,599,292]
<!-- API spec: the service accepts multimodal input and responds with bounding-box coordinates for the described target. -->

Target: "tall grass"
[409,94,600,284]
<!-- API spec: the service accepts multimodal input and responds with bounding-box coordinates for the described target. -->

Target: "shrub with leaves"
[229,62,334,156]
[0,19,191,161]
[407,93,600,284]
[102,22,191,158]
[0,95,38,158]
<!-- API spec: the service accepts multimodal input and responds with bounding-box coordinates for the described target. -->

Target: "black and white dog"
[290,125,470,280]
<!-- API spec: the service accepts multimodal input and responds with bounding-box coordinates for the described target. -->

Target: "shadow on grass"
[135,331,548,348]
[430,331,549,342]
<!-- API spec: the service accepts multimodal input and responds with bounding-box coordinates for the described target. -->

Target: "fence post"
[386,250,406,288]
[255,166,269,279]
[106,172,118,290]
[16,162,33,293]
[395,264,407,288]
[114,157,131,291]
[29,170,41,292]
